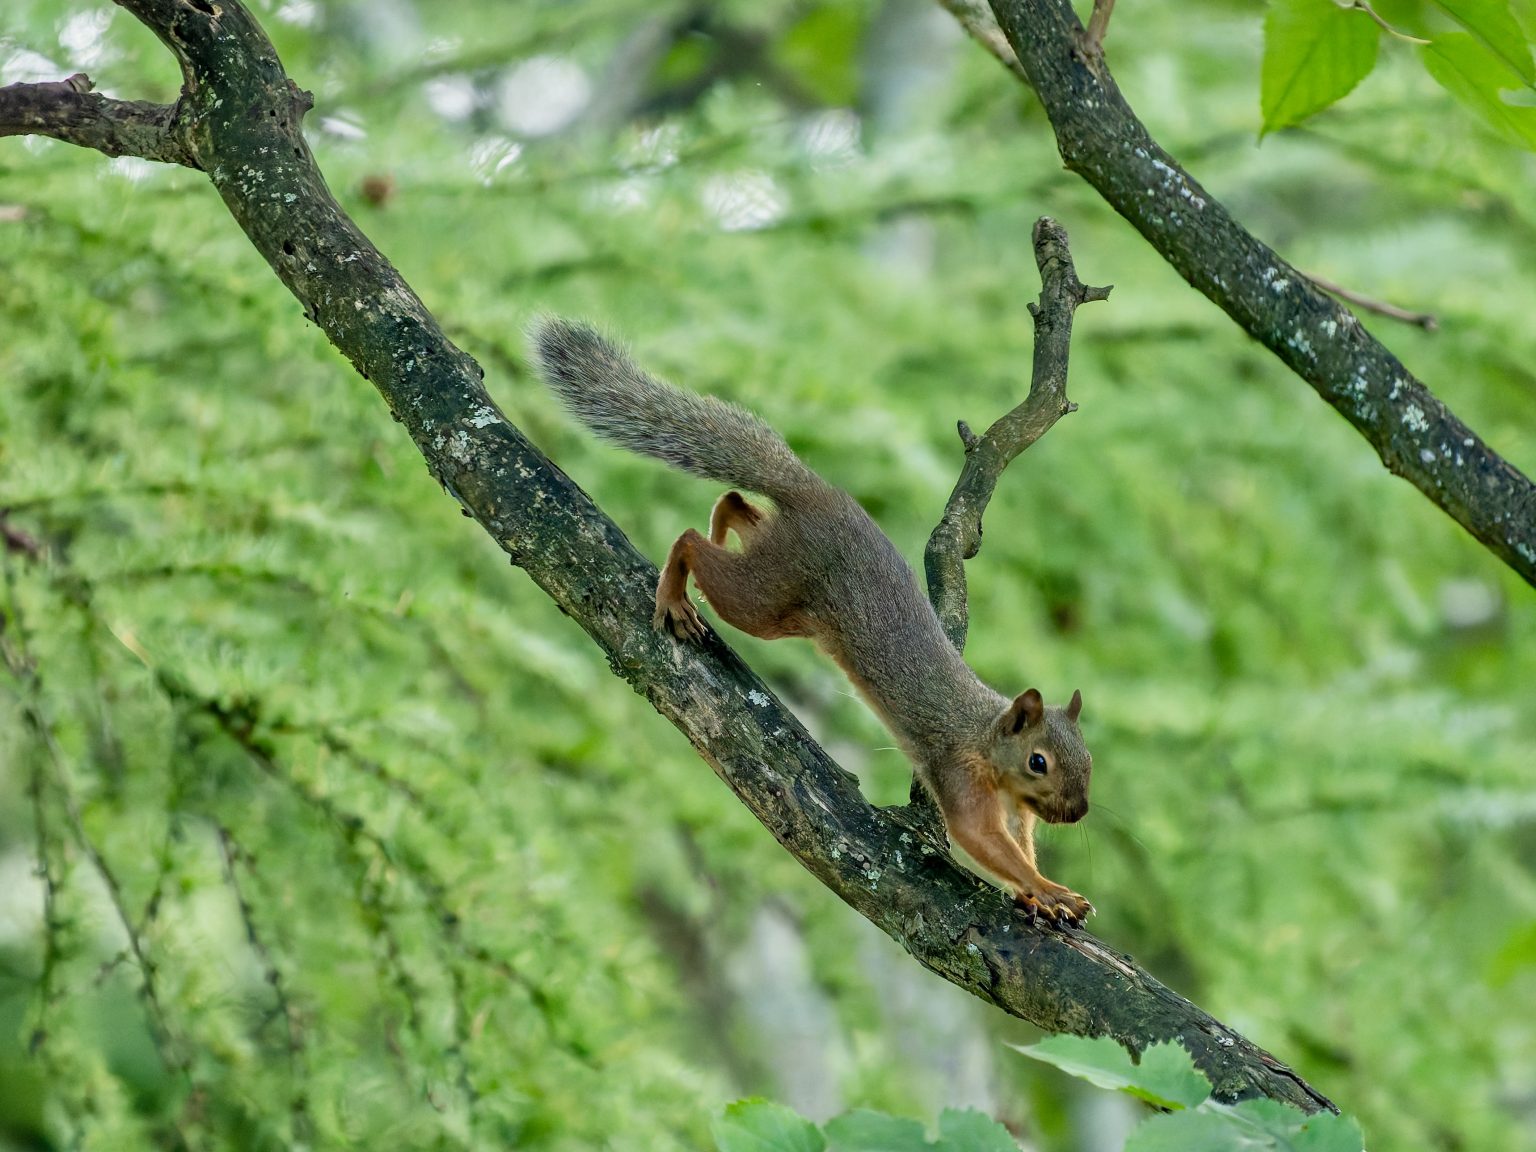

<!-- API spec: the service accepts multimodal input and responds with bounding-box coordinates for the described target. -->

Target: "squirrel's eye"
[1028,752,1048,776]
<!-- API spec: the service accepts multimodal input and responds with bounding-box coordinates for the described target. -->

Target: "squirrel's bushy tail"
[533,318,822,503]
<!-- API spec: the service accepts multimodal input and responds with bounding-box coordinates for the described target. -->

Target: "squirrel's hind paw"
[654,597,707,641]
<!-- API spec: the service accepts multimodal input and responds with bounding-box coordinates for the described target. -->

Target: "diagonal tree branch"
[0,0,1332,1112]
[952,0,1536,588]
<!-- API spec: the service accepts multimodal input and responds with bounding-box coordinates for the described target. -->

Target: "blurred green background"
[2,0,1535,1148]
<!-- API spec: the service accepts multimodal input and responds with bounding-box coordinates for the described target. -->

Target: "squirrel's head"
[987,688,1091,824]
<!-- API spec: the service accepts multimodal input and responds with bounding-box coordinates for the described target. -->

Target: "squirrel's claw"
[654,597,707,641]
[1014,884,1093,928]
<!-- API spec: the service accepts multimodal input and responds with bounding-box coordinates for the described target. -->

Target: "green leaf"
[714,1100,827,1152]
[1130,1100,1365,1152]
[1010,1036,1211,1110]
[789,1108,1022,1152]
[1430,0,1534,81]
[1126,1109,1249,1152]
[823,1110,931,1152]
[1262,0,1381,132]
[936,1109,1021,1152]
[1514,0,1536,38]
[1421,32,1536,146]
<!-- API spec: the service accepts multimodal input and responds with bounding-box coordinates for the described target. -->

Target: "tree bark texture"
[0,0,1332,1112]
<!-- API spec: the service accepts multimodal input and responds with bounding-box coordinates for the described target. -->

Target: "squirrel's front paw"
[1014,881,1093,927]
[653,596,707,641]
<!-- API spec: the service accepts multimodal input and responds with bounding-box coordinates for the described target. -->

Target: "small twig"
[934,0,1028,81]
[923,217,1110,652]
[1304,270,1439,331]
[0,73,194,167]
[1084,0,1115,55]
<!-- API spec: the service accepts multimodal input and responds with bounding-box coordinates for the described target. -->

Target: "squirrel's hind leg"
[654,527,809,642]
[655,529,710,640]
[709,491,766,547]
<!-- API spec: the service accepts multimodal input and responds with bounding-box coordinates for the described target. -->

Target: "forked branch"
[924,217,1109,650]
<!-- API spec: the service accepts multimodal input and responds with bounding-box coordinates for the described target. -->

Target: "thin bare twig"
[1084,0,1116,55]
[1304,271,1439,331]
[906,217,1107,835]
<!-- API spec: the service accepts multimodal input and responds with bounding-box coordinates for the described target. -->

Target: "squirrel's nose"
[1060,799,1088,824]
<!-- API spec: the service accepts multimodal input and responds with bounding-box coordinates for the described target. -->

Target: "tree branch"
[1303,271,1438,331]
[0,73,193,167]
[1084,0,1115,57]
[0,0,1333,1112]
[958,0,1536,588]
[924,216,1109,651]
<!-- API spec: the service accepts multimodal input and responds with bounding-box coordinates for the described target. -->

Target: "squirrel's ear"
[1006,689,1045,734]
[1067,689,1083,721]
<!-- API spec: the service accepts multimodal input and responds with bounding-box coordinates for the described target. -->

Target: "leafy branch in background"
[713,1099,1022,1152]
[714,1038,1366,1152]
[1012,1037,1364,1151]
[1262,0,1536,147]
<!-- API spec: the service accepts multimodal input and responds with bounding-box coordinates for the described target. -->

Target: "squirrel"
[533,319,1094,924]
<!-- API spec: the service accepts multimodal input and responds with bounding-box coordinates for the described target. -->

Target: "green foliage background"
[2,0,1536,1148]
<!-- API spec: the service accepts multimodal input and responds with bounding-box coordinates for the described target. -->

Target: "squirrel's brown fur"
[535,318,1094,923]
